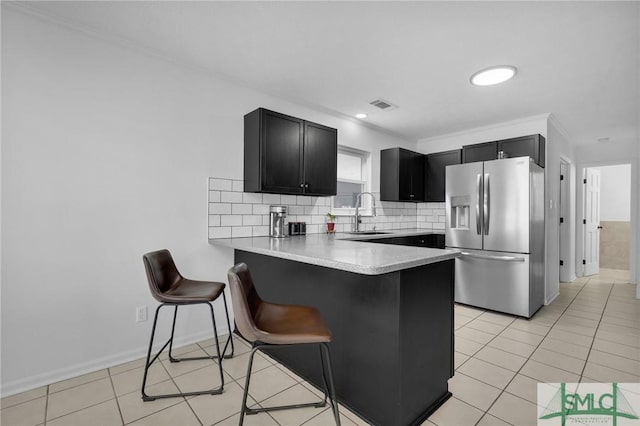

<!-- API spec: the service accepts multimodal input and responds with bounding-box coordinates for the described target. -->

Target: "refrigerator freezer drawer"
[454,249,536,317]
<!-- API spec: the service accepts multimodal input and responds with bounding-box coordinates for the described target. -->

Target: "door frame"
[576,159,637,287]
[558,157,573,282]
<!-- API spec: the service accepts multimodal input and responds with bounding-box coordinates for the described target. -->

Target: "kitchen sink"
[346,231,390,235]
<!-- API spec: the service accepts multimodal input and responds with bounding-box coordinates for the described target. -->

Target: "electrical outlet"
[136,306,147,323]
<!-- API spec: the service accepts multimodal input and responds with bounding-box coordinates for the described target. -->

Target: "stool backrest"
[143,249,182,301]
[227,263,264,343]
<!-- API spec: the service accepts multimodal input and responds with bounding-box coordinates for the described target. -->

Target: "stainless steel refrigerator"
[445,156,545,317]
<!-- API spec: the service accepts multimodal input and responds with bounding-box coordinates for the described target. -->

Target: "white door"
[584,168,601,276]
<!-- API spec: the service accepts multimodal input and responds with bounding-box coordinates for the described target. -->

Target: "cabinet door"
[398,149,414,200]
[497,134,545,167]
[303,121,337,196]
[462,142,497,163]
[410,152,425,201]
[425,149,462,202]
[261,110,304,193]
[380,148,400,201]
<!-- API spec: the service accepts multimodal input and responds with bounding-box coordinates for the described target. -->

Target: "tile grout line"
[43,384,50,426]
[472,279,590,426]
[579,281,619,381]
[107,368,126,426]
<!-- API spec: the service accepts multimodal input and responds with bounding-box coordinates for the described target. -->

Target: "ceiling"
[18,1,640,146]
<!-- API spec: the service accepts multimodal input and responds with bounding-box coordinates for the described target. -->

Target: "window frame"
[331,146,373,217]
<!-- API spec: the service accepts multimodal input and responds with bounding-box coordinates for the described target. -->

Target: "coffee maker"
[269,206,287,238]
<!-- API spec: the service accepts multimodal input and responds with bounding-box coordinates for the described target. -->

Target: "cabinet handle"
[299,183,304,188]
[304,183,309,189]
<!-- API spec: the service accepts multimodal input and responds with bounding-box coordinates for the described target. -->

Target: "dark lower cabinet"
[366,233,445,249]
[462,134,545,167]
[244,108,337,196]
[380,148,425,202]
[425,149,462,202]
[235,250,454,426]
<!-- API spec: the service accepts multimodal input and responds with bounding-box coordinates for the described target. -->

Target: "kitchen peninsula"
[211,231,459,426]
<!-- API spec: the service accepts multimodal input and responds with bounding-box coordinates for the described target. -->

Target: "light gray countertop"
[210,229,458,275]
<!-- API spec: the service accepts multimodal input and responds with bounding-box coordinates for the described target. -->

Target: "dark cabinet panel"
[498,134,545,167]
[364,233,445,249]
[425,149,462,202]
[462,134,545,167]
[462,141,497,163]
[380,148,425,202]
[244,108,337,196]
[303,121,337,196]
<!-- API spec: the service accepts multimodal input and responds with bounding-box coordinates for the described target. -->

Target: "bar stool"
[141,249,234,401]
[227,262,340,425]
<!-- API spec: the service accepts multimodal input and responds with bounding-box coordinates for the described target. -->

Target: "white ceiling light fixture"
[355,113,368,119]
[470,65,518,86]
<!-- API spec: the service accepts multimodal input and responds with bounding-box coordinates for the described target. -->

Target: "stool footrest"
[142,387,223,401]
[246,400,327,415]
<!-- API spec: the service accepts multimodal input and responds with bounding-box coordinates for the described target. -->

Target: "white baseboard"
[545,290,560,305]
[0,326,229,398]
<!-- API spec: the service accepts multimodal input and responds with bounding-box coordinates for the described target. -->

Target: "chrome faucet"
[354,192,377,232]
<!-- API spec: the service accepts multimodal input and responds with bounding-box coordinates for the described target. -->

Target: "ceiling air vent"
[369,98,398,111]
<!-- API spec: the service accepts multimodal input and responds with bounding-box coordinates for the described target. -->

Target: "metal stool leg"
[321,343,341,426]
[141,302,224,401]
[220,292,235,359]
[239,343,330,425]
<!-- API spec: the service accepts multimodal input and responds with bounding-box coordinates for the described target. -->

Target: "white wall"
[593,164,631,221]
[0,7,414,396]
[417,114,573,304]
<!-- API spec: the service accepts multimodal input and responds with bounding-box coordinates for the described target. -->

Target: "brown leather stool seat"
[227,262,340,425]
[141,249,234,401]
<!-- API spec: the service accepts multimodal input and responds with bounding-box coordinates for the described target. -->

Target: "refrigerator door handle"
[476,174,482,235]
[460,252,525,262]
[483,173,490,235]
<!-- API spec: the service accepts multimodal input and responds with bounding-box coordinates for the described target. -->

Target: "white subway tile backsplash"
[221,215,243,226]
[243,193,263,204]
[281,195,297,204]
[252,226,269,237]
[209,191,221,203]
[263,194,281,204]
[232,226,253,238]
[210,178,233,191]
[208,215,221,226]
[289,205,305,215]
[209,227,231,239]
[253,204,269,215]
[296,196,312,205]
[221,191,243,203]
[209,203,232,215]
[207,177,445,239]
[232,180,244,192]
[243,215,262,226]
[232,204,253,215]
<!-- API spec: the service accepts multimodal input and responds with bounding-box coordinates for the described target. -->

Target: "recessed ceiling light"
[355,113,368,119]
[470,66,517,86]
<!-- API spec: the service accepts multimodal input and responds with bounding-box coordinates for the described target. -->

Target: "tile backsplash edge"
[207,177,445,239]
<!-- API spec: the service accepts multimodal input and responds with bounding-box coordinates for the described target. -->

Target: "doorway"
[578,163,634,280]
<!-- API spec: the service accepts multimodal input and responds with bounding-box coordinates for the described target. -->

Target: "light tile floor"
[2,269,638,426]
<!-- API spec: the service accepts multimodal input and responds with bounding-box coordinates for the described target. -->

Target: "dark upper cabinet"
[497,134,545,167]
[425,149,462,202]
[244,108,337,196]
[462,134,545,167]
[462,141,497,163]
[380,148,425,202]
